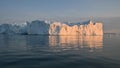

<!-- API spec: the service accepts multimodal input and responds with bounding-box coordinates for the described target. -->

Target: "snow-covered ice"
[0,20,103,35]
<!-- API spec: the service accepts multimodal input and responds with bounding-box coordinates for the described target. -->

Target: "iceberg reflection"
[49,35,103,52]
[0,34,103,52]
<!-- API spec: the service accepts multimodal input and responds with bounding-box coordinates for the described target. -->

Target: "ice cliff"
[0,20,103,35]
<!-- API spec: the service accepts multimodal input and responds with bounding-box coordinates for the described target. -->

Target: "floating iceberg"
[0,20,103,35]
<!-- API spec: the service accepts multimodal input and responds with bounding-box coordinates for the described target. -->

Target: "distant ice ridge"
[0,20,103,35]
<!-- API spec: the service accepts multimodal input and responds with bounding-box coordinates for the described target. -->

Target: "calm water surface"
[0,34,120,68]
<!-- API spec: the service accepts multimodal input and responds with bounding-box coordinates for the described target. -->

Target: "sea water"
[0,34,120,68]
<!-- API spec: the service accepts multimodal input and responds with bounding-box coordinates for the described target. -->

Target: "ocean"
[0,34,120,68]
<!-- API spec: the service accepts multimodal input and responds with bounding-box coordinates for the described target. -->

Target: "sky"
[0,0,120,33]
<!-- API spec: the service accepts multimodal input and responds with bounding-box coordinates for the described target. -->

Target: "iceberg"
[26,20,49,35]
[48,20,103,35]
[0,24,27,34]
[0,20,103,35]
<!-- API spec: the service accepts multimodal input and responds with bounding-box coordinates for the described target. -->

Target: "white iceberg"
[0,20,103,35]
